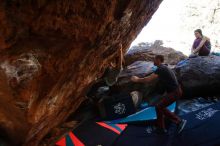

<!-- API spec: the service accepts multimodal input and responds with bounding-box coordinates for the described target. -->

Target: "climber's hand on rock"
[131,76,140,82]
[119,43,122,50]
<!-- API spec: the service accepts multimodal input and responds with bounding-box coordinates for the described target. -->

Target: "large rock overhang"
[0,0,163,145]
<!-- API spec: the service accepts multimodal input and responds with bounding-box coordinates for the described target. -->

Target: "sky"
[130,0,220,55]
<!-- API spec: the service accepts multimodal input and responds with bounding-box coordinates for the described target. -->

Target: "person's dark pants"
[155,87,182,129]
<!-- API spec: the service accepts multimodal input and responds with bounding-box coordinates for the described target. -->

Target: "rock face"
[0,0,162,145]
[0,70,29,146]
[119,61,155,79]
[117,61,157,94]
[119,55,220,99]
[175,55,220,98]
[125,40,187,66]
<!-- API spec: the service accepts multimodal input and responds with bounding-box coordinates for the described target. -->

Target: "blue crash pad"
[176,59,188,68]
[107,102,176,124]
[212,52,220,56]
[113,102,220,146]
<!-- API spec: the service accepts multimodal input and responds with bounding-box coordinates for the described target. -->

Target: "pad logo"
[145,126,155,134]
[113,102,126,115]
[195,108,219,120]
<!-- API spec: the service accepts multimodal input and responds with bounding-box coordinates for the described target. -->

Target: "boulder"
[119,61,156,79]
[0,0,163,145]
[118,56,220,99]
[116,61,158,98]
[175,55,220,98]
[125,40,187,66]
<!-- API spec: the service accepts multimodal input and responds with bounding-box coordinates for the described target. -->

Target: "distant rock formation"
[125,40,187,66]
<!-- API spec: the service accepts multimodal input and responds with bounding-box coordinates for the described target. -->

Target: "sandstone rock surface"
[0,1,162,145]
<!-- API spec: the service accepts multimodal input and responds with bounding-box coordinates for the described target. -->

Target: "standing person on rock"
[191,29,211,56]
[130,55,187,134]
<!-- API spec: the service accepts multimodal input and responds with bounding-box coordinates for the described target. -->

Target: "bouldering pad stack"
[56,102,220,146]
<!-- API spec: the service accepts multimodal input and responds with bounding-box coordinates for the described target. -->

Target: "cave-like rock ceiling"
[0,0,162,145]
